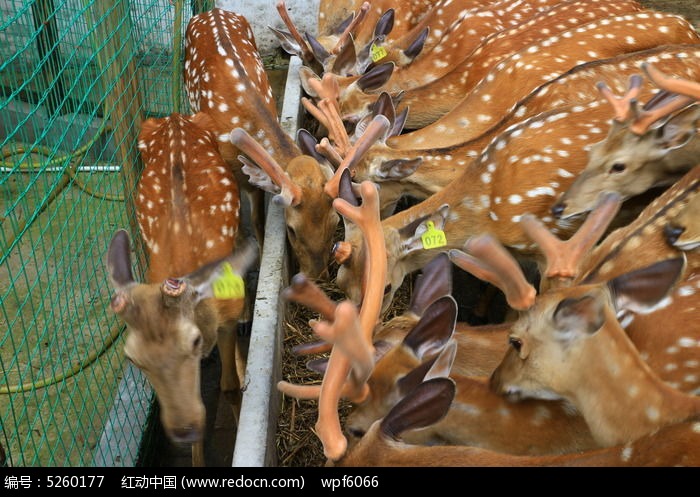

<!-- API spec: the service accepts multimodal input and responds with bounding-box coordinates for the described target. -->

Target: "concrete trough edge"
[231,55,302,467]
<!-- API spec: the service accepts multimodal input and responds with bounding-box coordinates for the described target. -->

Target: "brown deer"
[277,0,493,74]
[182,8,347,279]
[332,377,700,466]
[183,8,278,247]
[320,45,700,217]
[114,111,259,466]
[319,0,644,129]
[552,72,699,220]
[302,8,696,136]
[386,10,700,148]
[489,253,700,448]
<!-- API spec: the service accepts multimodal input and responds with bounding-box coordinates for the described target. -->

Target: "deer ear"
[656,105,698,151]
[107,229,135,289]
[299,65,321,97]
[187,240,259,300]
[375,158,422,180]
[268,26,303,57]
[403,296,457,358]
[424,339,457,380]
[380,378,455,441]
[398,204,450,256]
[239,155,282,195]
[552,295,606,339]
[608,256,685,314]
[409,253,453,316]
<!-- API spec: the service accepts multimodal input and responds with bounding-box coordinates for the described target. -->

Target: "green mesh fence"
[0,0,213,467]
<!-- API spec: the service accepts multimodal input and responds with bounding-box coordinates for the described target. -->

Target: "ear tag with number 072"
[371,44,388,62]
[212,262,245,300]
[421,221,447,249]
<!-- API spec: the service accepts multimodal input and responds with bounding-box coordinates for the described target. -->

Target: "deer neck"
[568,310,700,446]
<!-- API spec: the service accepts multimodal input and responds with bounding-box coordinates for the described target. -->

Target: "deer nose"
[551,202,566,218]
[169,425,202,444]
[664,223,685,245]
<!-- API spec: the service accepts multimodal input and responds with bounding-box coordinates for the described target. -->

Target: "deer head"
[106,230,257,444]
[490,257,695,446]
[553,75,699,220]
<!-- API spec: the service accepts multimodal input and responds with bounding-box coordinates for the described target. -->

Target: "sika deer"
[333,377,700,466]
[183,9,344,279]
[183,8,277,246]
[389,10,700,148]
[320,45,700,217]
[115,112,258,466]
[328,0,644,129]
[553,78,699,220]
[489,255,700,447]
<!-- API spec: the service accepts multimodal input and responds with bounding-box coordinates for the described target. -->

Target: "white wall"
[216,0,321,56]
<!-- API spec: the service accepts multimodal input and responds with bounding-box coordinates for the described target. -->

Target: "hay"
[275,258,413,467]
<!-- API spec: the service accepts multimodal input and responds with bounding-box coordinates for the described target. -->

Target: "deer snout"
[168,424,204,444]
[489,367,522,402]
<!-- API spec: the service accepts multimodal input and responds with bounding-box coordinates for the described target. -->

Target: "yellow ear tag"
[212,262,245,300]
[421,221,447,250]
[370,44,388,62]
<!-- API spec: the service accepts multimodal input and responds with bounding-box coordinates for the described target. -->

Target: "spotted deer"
[277,181,388,460]
[388,10,700,148]
[317,0,643,129]
[329,77,678,307]
[332,377,700,466]
[553,70,700,220]
[316,45,700,217]
[182,9,347,279]
[183,8,279,247]
[301,0,608,124]
[108,113,259,466]
[277,0,486,74]
[487,249,700,448]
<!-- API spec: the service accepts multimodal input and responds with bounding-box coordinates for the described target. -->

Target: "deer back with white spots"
[302,0,575,125]
[392,10,700,150]
[184,9,350,279]
[334,0,645,129]
[332,73,689,311]
[323,45,700,218]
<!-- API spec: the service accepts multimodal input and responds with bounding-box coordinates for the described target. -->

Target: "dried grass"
[275,250,414,467]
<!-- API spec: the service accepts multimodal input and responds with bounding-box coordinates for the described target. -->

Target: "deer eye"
[609,163,626,174]
[509,336,523,353]
[348,427,365,439]
[192,335,202,351]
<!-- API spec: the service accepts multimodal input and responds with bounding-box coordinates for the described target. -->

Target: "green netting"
[0,0,212,467]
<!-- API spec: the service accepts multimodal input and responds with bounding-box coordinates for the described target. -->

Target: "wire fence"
[0,0,212,467]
